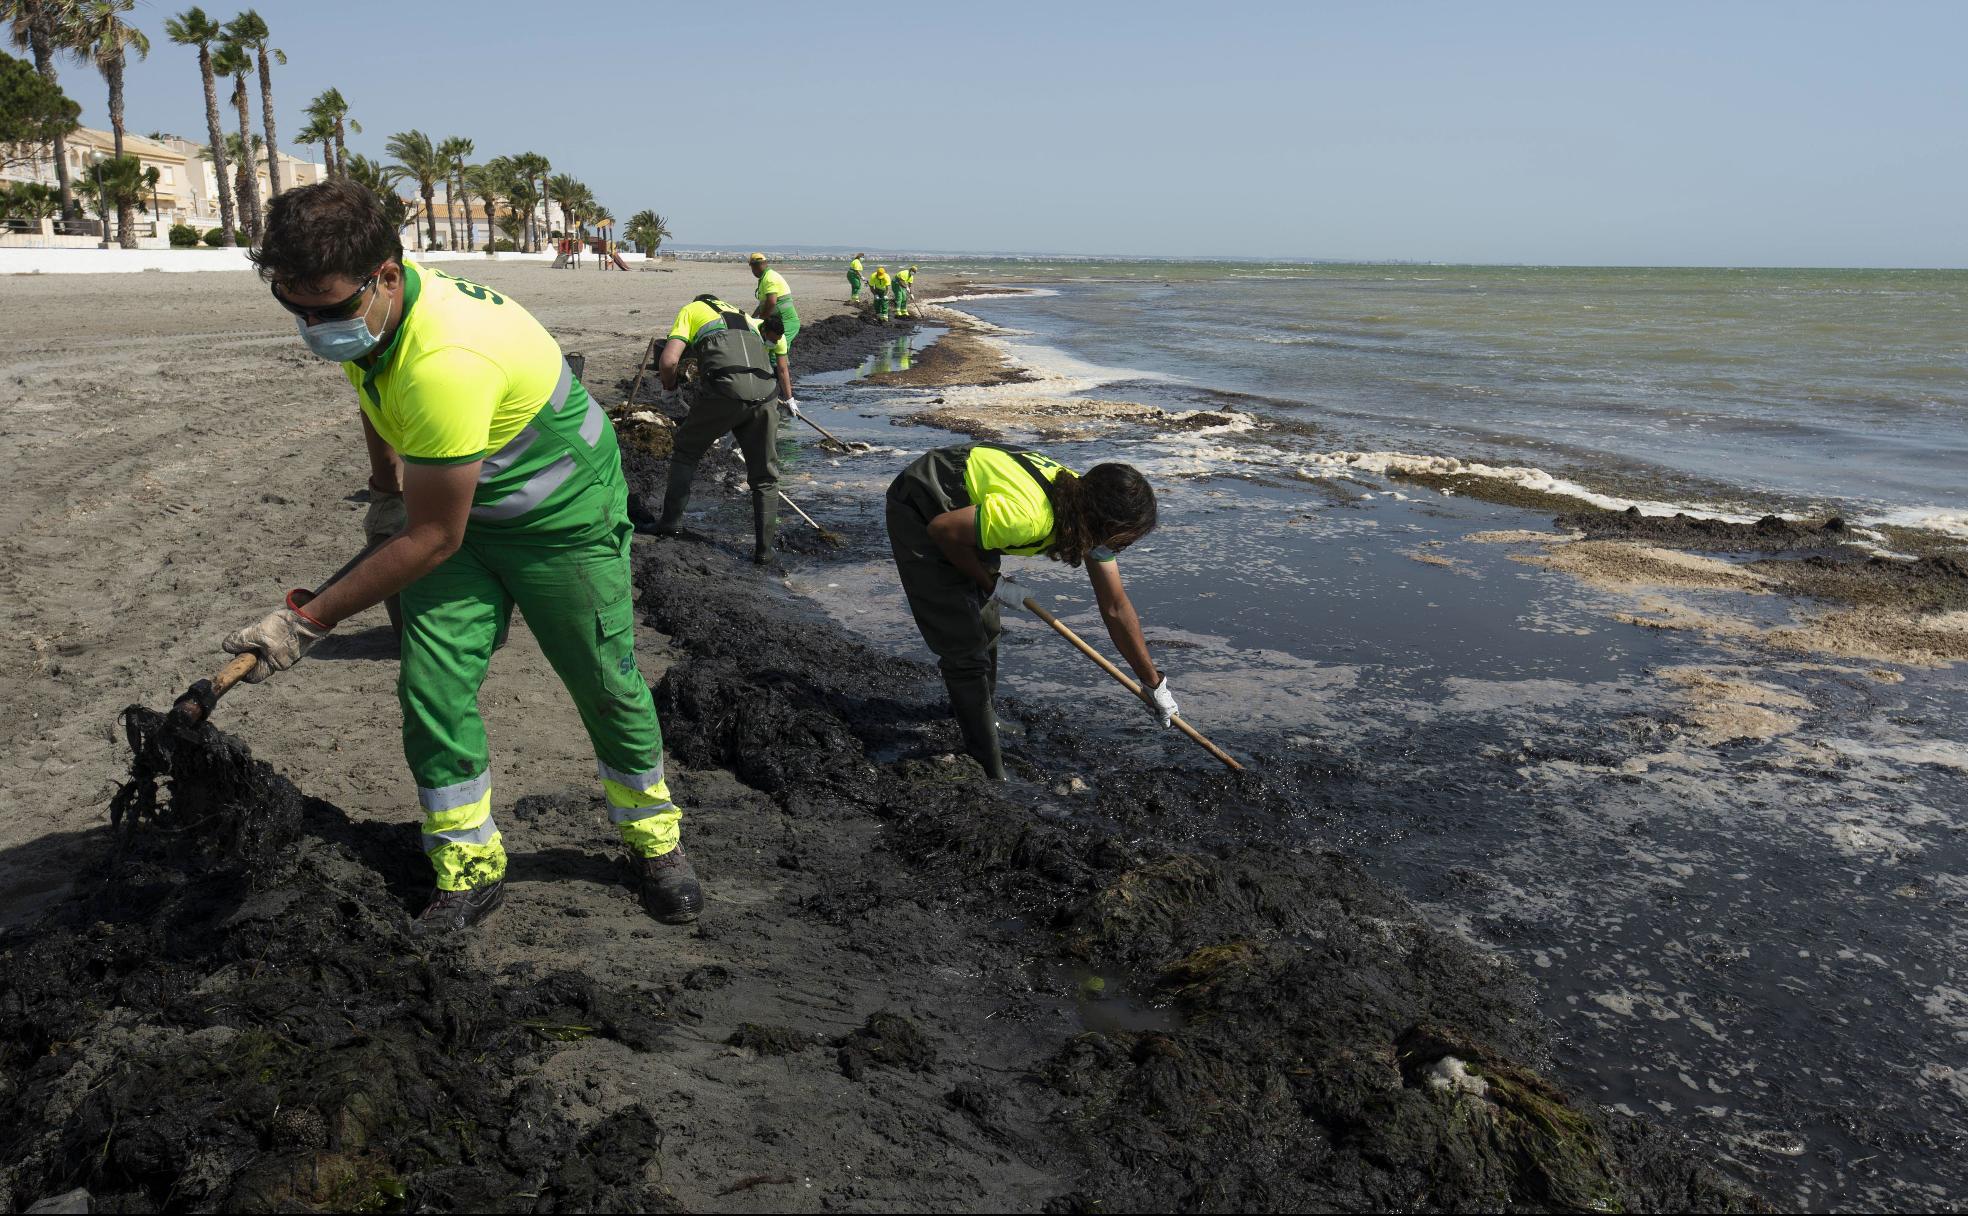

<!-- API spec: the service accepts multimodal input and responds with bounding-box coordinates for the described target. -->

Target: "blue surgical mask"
[295,284,383,362]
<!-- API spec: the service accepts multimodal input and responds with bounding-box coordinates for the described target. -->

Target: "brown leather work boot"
[631,845,703,924]
[411,878,506,938]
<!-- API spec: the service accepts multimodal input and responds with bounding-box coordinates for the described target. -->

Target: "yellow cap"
[748,252,766,263]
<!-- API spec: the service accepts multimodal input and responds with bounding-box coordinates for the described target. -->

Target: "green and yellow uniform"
[884,444,1116,777]
[869,267,893,319]
[893,267,914,317]
[847,256,864,301]
[351,260,677,891]
[753,266,800,363]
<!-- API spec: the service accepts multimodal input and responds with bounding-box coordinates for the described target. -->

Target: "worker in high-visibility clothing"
[651,295,793,563]
[748,253,800,381]
[222,179,702,936]
[893,265,915,318]
[846,253,865,303]
[869,265,893,321]
[885,443,1178,779]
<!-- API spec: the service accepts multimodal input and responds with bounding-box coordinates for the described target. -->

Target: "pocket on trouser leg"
[419,772,506,891]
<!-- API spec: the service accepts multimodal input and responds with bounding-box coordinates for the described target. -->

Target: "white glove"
[988,574,1029,613]
[1145,676,1178,728]
[779,396,802,418]
[222,598,331,683]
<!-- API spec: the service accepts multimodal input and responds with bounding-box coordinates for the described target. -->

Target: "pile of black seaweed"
[0,709,675,1213]
[632,505,1767,1212]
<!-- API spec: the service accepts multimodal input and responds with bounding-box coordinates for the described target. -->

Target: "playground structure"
[552,236,632,271]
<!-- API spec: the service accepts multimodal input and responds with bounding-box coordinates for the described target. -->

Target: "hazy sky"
[59,0,1968,266]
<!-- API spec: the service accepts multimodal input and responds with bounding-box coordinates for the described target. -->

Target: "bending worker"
[652,294,791,564]
[893,265,915,318]
[847,252,865,303]
[869,265,893,321]
[885,443,1179,779]
[748,253,800,384]
[223,179,702,935]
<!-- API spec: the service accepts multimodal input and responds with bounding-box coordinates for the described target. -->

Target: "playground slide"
[608,251,630,271]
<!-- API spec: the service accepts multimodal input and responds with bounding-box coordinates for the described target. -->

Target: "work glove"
[778,396,802,420]
[988,574,1030,613]
[362,490,407,546]
[222,593,331,683]
[1145,676,1179,728]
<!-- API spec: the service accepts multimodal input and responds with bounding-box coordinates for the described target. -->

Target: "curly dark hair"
[249,178,403,293]
[1047,462,1157,567]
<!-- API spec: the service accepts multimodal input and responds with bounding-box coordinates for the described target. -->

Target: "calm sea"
[925,262,1968,531]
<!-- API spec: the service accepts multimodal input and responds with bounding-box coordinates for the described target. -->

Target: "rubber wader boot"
[946,673,1007,780]
[656,458,696,534]
[752,489,778,564]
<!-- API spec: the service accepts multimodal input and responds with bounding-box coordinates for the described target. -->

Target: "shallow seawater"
[756,340,1968,1211]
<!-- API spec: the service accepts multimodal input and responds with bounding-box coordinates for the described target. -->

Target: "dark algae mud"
[0,711,676,1212]
[0,314,1761,1213]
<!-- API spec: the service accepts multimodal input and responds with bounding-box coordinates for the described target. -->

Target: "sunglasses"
[271,271,378,324]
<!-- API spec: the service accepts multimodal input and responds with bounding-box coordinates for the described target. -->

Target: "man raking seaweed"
[213,180,702,936]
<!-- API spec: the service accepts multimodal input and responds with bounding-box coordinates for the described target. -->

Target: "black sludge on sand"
[0,710,675,1212]
[626,449,1765,1211]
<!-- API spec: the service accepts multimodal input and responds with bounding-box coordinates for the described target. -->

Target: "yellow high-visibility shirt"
[345,261,563,465]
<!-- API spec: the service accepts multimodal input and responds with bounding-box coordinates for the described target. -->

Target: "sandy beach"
[5,259,1962,1210]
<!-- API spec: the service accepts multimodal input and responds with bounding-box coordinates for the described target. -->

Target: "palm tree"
[225,10,281,196]
[590,206,613,245]
[465,160,501,253]
[625,209,670,256]
[548,172,582,241]
[199,130,259,236]
[385,129,446,251]
[514,151,548,251]
[501,159,541,253]
[295,111,332,178]
[69,0,148,247]
[211,36,259,240]
[307,87,356,178]
[163,7,234,245]
[5,0,84,217]
[438,135,471,251]
[1,179,62,218]
[343,151,407,231]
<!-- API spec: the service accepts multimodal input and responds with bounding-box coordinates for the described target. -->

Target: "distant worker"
[653,294,793,564]
[226,179,701,936]
[846,252,865,303]
[884,443,1178,779]
[893,265,914,318]
[748,253,800,380]
[869,265,893,321]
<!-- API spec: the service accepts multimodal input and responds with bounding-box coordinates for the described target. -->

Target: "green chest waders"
[395,364,679,891]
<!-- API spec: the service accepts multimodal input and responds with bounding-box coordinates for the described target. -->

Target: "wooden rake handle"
[796,411,866,451]
[1020,598,1244,771]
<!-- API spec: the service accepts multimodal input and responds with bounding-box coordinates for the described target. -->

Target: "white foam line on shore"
[920,287,1060,303]
[1294,450,1776,522]
[1873,506,1968,539]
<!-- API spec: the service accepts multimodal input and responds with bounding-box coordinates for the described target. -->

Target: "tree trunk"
[333,120,347,179]
[107,58,140,249]
[23,20,77,218]
[423,183,437,250]
[232,79,261,241]
[256,51,281,197]
[460,162,474,251]
[199,50,237,247]
[483,198,495,254]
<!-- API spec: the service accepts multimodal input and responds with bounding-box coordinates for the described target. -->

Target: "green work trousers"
[873,287,891,320]
[847,270,862,300]
[400,514,677,891]
[893,281,910,316]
